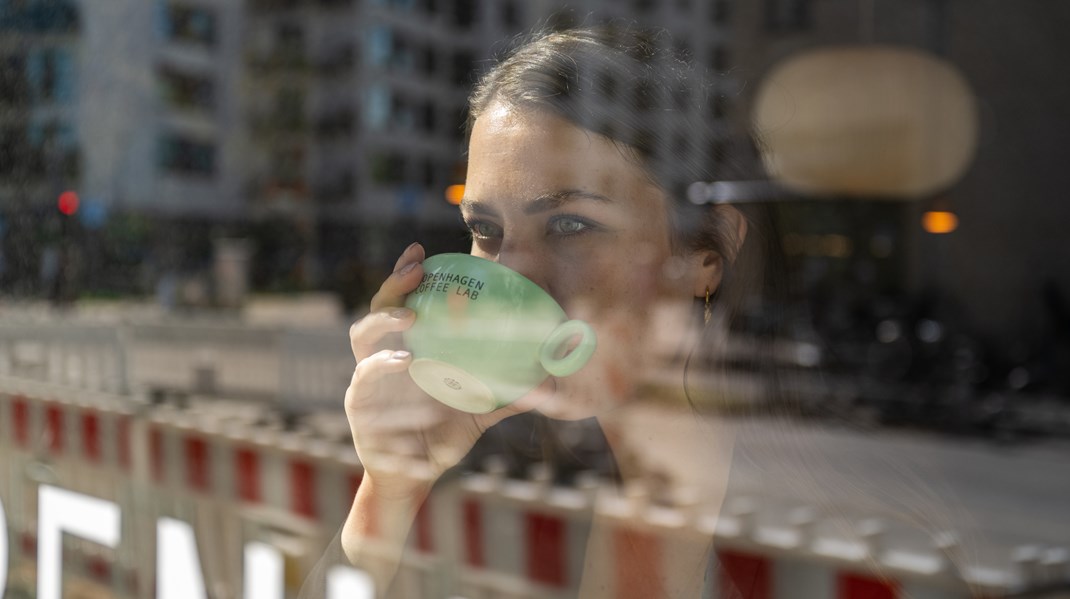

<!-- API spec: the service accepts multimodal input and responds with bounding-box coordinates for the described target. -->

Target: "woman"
[304,24,775,598]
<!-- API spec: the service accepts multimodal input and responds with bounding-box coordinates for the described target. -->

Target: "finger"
[349,307,415,362]
[370,242,426,312]
[345,349,412,410]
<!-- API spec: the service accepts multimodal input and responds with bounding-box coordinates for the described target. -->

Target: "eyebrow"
[460,189,613,216]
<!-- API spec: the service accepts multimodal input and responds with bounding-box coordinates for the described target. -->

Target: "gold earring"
[704,286,712,325]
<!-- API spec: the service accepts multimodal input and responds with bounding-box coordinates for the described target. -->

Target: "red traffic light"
[57,191,79,216]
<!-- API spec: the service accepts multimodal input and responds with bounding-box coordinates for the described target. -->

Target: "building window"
[0,126,25,177]
[710,140,729,164]
[707,93,729,119]
[248,0,303,8]
[370,152,405,184]
[158,65,215,112]
[275,22,304,58]
[390,34,414,72]
[596,70,618,100]
[709,0,731,24]
[274,88,305,129]
[501,0,519,28]
[365,85,390,130]
[158,134,216,175]
[766,0,811,31]
[419,46,436,75]
[367,26,391,67]
[634,0,656,13]
[1,0,80,33]
[17,120,79,179]
[40,49,56,100]
[27,48,75,104]
[164,4,217,47]
[673,134,689,160]
[673,85,689,109]
[451,50,473,86]
[391,95,414,131]
[420,101,437,134]
[270,147,304,187]
[316,0,355,8]
[709,45,730,72]
[0,55,28,106]
[633,81,656,112]
[453,0,476,28]
[421,158,436,187]
[320,43,355,74]
[314,109,354,137]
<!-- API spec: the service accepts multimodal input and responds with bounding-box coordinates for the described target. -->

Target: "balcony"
[246,176,310,205]
[313,172,355,204]
[0,0,80,34]
[246,48,311,74]
[316,45,356,77]
[246,0,354,14]
[247,0,306,12]
[249,111,308,141]
[0,145,80,183]
[313,110,354,139]
[314,0,356,9]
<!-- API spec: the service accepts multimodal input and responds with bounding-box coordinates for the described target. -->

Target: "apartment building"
[0,0,247,217]
[0,0,82,211]
[1,0,743,290]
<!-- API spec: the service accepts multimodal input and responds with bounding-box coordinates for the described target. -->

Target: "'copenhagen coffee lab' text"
[416,273,485,299]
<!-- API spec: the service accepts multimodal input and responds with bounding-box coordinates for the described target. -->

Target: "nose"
[495,240,548,291]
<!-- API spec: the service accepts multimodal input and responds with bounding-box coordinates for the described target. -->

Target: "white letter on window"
[244,542,283,599]
[38,486,121,599]
[157,518,208,599]
[327,565,375,599]
[0,494,8,595]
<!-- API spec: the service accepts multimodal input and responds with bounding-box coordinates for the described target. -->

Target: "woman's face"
[461,101,704,419]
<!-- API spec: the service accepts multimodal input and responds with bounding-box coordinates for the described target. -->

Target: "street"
[619,404,1070,576]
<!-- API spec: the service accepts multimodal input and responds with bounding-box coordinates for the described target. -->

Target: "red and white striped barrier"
[455,463,590,598]
[4,380,1069,599]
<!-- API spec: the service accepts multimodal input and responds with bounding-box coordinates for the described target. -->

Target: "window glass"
[158,65,215,112]
[164,3,217,47]
[158,134,216,175]
[0,4,1065,599]
[365,84,390,129]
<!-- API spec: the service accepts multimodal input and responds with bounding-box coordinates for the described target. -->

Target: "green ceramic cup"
[402,253,597,413]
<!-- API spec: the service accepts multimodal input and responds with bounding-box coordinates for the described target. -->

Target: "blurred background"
[1,0,1069,598]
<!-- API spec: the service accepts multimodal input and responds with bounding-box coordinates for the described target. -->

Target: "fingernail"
[391,350,411,360]
[397,261,419,276]
[390,307,412,319]
[403,241,420,253]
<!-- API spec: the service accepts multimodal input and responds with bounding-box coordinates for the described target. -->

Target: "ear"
[689,205,748,298]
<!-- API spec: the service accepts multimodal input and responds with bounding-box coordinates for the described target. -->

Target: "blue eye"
[465,220,502,239]
[548,215,595,236]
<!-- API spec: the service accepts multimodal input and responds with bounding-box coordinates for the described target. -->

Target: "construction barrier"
[2,378,1069,598]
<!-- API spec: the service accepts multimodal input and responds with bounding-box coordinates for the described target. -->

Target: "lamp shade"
[753,46,979,199]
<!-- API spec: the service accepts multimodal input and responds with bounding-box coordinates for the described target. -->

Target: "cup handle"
[539,319,597,377]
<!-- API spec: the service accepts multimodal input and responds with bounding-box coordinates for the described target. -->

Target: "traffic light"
[57,191,79,216]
